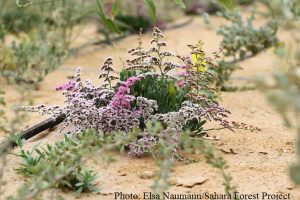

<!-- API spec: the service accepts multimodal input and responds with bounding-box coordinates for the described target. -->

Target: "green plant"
[215,10,280,90]
[13,131,105,199]
[74,169,98,195]
[0,35,66,87]
[120,69,188,113]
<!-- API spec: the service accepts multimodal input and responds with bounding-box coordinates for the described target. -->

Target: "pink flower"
[55,80,75,91]
[177,71,191,77]
[116,86,129,95]
[110,76,141,109]
[177,80,186,88]
[125,77,141,86]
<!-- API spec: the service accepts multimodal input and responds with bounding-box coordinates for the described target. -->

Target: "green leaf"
[218,0,236,10]
[120,144,125,153]
[96,0,122,35]
[173,0,186,9]
[112,0,121,17]
[203,12,211,25]
[144,0,157,22]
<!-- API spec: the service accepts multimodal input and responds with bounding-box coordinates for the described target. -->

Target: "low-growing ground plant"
[12,131,102,199]
[215,10,280,90]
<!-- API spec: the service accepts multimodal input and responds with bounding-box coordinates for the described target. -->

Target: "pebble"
[138,171,156,179]
[176,176,207,188]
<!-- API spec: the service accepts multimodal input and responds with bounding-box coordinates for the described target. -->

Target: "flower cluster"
[110,76,141,109]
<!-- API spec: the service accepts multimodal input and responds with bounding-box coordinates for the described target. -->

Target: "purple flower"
[55,80,75,91]
[177,80,186,88]
[177,71,191,77]
[125,76,141,86]
[110,76,141,109]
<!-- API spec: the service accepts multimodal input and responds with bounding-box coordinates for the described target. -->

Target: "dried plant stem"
[11,115,65,148]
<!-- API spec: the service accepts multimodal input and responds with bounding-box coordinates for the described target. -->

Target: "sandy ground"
[1,12,300,200]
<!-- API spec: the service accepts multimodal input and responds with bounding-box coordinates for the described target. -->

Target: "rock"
[138,171,156,179]
[176,176,207,188]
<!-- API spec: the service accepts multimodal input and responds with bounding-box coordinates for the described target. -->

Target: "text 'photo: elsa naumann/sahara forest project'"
[0,0,300,199]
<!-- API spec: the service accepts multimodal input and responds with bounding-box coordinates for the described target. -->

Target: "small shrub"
[0,36,66,86]
[215,10,280,90]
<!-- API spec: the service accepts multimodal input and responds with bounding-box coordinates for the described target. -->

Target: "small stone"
[176,176,207,188]
[169,177,177,186]
[138,171,156,179]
